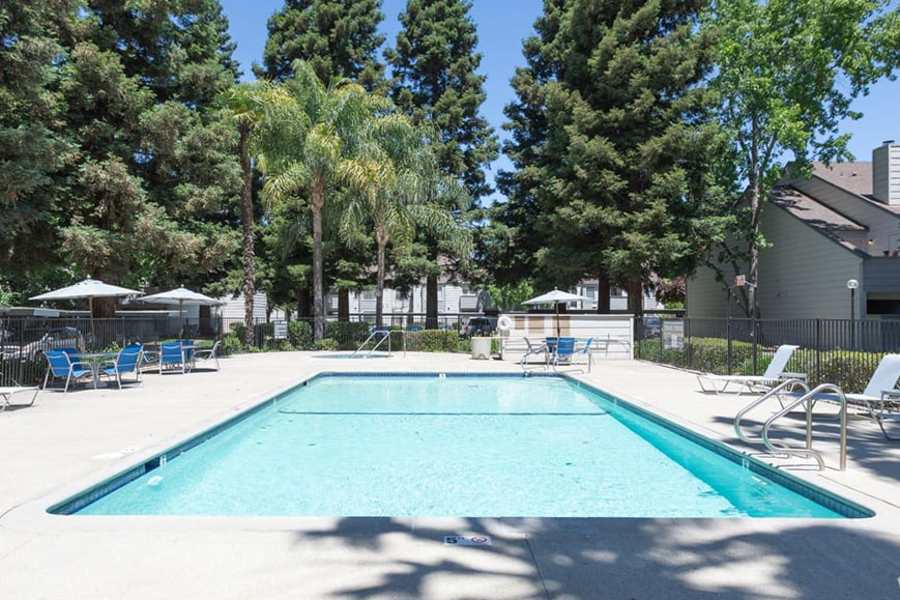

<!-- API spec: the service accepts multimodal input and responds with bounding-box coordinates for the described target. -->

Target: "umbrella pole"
[179,299,184,338]
[89,296,95,351]
[556,302,561,338]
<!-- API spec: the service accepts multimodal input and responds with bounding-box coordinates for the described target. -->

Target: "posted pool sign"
[444,535,492,546]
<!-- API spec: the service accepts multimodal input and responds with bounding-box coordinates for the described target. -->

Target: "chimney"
[873,139,900,205]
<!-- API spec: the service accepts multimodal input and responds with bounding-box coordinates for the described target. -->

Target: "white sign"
[444,535,492,546]
[273,320,288,340]
[662,320,685,350]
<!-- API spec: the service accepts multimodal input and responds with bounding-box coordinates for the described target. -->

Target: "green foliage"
[704,0,900,315]
[405,329,461,352]
[385,0,497,318]
[287,320,314,349]
[256,0,386,90]
[641,337,887,393]
[324,321,370,349]
[1,0,244,299]
[220,333,244,355]
[489,0,729,295]
[313,338,339,351]
[486,281,534,311]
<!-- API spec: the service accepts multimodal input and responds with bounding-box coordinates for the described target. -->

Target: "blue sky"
[220,0,899,204]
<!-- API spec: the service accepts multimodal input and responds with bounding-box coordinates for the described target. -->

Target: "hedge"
[638,336,885,393]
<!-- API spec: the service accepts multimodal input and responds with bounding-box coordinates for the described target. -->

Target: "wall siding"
[756,205,862,319]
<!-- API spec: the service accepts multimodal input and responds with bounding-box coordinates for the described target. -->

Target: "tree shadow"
[283,516,900,599]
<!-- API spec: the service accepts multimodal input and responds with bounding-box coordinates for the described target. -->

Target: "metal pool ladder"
[733,378,848,471]
[353,328,392,357]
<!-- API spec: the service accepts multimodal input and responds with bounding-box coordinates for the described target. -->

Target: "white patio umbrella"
[138,286,223,335]
[30,278,142,341]
[523,289,593,338]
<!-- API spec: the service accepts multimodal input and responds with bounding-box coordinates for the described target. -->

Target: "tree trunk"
[338,288,350,322]
[596,272,611,313]
[375,227,387,329]
[311,178,325,340]
[238,124,256,347]
[627,278,644,315]
[426,273,438,329]
[297,287,312,318]
[747,117,761,319]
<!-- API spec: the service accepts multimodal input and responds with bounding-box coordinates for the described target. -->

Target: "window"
[361,289,376,301]
[584,286,597,299]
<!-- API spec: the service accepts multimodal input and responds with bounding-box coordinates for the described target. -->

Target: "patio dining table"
[75,351,119,389]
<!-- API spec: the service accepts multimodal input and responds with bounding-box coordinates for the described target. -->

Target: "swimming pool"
[53,374,871,518]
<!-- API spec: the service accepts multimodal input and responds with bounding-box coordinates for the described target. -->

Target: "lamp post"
[847,279,859,349]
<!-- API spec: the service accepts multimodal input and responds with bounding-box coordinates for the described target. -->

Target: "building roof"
[811,161,873,196]
[770,186,867,233]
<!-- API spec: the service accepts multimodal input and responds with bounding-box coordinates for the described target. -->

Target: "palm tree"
[255,61,371,340]
[221,82,266,347]
[341,114,471,327]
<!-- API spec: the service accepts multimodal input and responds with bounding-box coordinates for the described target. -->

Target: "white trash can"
[470,336,492,360]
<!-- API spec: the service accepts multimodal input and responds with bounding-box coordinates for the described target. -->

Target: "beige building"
[688,140,900,319]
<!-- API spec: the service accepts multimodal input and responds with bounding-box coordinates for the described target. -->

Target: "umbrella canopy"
[522,289,593,306]
[139,287,222,306]
[138,286,223,337]
[30,278,141,301]
[30,278,142,345]
[522,289,594,338]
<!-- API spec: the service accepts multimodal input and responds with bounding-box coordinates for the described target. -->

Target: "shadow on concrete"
[289,516,900,599]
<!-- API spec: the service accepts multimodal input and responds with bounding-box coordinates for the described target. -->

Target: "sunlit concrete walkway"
[2,352,899,599]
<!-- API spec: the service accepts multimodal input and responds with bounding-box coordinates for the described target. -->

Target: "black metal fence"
[635,315,900,393]
[1,312,487,386]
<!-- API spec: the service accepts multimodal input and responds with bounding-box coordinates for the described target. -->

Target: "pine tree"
[386,0,498,326]
[492,0,727,312]
[0,1,77,301]
[256,0,385,89]
[4,1,246,314]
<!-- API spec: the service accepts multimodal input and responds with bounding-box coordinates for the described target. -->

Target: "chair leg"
[64,372,71,393]
[42,368,51,391]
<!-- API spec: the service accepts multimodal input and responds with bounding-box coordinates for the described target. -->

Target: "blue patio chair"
[551,337,594,373]
[100,343,143,389]
[179,339,195,364]
[42,349,94,393]
[159,341,189,374]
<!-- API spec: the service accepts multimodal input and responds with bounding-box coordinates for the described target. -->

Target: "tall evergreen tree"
[492,0,728,312]
[386,0,497,326]
[256,0,385,89]
[0,1,77,301]
[2,1,245,314]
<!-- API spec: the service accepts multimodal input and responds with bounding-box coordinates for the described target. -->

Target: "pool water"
[73,375,848,518]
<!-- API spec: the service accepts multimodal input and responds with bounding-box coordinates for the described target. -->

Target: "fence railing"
[635,315,900,393]
[0,313,488,386]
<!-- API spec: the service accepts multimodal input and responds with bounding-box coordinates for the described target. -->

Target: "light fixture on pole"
[847,279,859,349]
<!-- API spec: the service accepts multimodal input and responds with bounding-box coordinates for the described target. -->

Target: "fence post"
[815,318,821,385]
[726,317,733,375]
[752,318,759,375]
[658,317,663,363]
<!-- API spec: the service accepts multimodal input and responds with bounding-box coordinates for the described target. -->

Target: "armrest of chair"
[780,372,808,381]
[879,389,900,403]
[70,361,93,371]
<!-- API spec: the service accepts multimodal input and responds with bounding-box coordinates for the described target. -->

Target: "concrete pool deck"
[1,352,899,599]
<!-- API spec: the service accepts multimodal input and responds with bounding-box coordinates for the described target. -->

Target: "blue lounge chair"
[159,341,189,374]
[551,337,594,373]
[100,343,143,389]
[42,349,94,392]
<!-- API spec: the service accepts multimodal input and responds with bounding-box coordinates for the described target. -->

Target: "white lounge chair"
[800,353,900,440]
[193,340,221,371]
[0,385,40,411]
[697,344,803,396]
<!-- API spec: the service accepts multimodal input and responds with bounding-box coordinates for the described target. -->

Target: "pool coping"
[1,369,881,533]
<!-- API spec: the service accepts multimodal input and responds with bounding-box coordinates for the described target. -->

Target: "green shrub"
[325,321,371,350]
[405,329,461,352]
[287,320,313,349]
[220,333,244,355]
[314,338,339,351]
[229,322,246,341]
